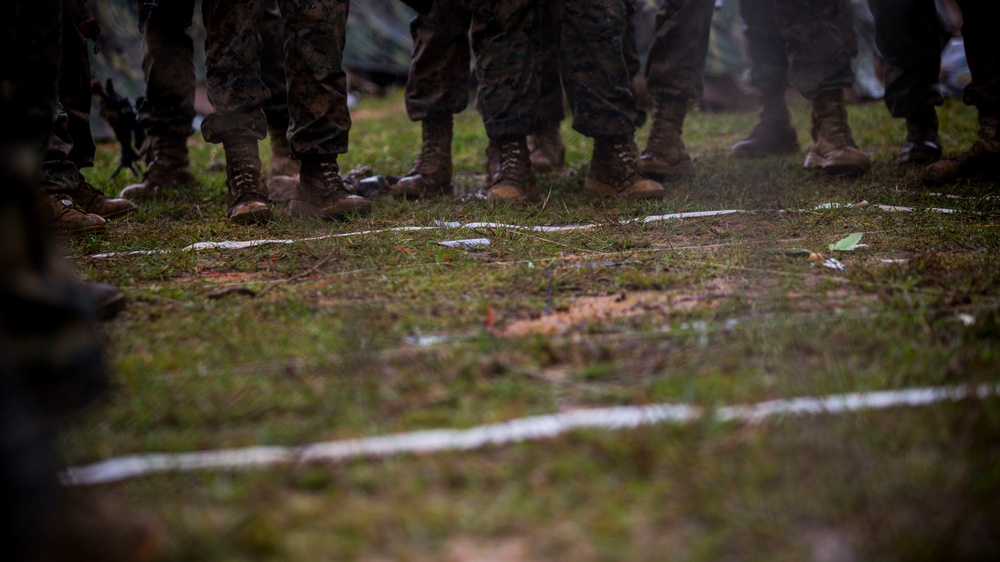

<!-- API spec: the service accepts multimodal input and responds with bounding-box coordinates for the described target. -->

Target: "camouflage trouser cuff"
[40,161,80,193]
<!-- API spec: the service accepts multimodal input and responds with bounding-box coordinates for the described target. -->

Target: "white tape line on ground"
[62,384,998,486]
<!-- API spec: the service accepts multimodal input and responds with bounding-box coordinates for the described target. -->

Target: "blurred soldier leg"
[870,0,944,165]
[924,0,1000,185]
[735,0,869,176]
[730,0,799,158]
[260,0,299,202]
[391,0,473,198]
[528,0,567,174]
[120,0,199,201]
[639,0,714,181]
[560,0,665,199]
[2,3,160,560]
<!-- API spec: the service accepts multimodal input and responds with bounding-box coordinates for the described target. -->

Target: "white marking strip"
[89,204,959,259]
[62,384,997,486]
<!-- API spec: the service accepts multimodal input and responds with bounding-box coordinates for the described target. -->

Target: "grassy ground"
[61,90,1000,561]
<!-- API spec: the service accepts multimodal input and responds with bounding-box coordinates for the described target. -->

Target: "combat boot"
[897,107,941,165]
[803,90,871,176]
[586,136,666,199]
[71,178,136,219]
[528,120,566,173]
[119,133,197,201]
[484,137,538,203]
[924,112,1000,185]
[639,96,695,180]
[391,115,453,198]
[45,193,107,237]
[289,158,372,219]
[731,90,800,158]
[267,124,300,202]
[222,138,271,224]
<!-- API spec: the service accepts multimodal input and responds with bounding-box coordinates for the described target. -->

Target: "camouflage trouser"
[404,0,473,121]
[739,0,857,99]
[474,0,637,140]
[138,0,289,138]
[202,0,349,158]
[869,0,943,118]
[406,0,565,128]
[40,0,97,194]
[643,0,715,102]
[2,1,106,558]
[957,0,1000,113]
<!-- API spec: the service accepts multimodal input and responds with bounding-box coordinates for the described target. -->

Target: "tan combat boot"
[586,136,666,199]
[731,89,800,158]
[45,193,107,237]
[483,137,538,203]
[289,158,372,219]
[119,133,197,201]
[222,138,271,224]
[639,96,695,180]
[390,115,453,198]
[528,120,566,173]
[897,107,941,165]
[924,112,1000,185]
[266,124,300,202]
[71,178,136,219]
[803,90,871,176]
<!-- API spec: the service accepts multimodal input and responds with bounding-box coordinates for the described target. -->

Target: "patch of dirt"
[503,278,735,337]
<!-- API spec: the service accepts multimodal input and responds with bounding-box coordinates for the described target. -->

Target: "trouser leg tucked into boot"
[924,111,1000,185]
[290,157,372,219]
[803,90,871,176]
[587,136,666,199]
[897,107,941,165]
[528,120,566,173]
[390,115,453,198]
[119,133,197,201]
[731,89,799,158]
[266,124,300,202]
[483,137,537,203]
[639,96,694,181]
[223,138,271,224]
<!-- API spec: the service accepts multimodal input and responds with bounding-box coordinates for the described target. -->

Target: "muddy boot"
[731,89,800,158]
[528,120,566,173]
[639,96,695,181]
[71,178,136,219]
[391,115,453,198]
[897,107,941,165]
[289,158,372,219]
[483,137,538,203]
[586,136,666,199]
[119,133,197,201]
[45,193,107,237]
[266,124,300,203]
[222,138,271,224]
[803,90,871,176]
[924,112,1000,185]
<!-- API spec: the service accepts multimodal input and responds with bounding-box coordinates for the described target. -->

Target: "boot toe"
[389,174,451,198]
[486,181,538,203]
[227,200,272,224]
[638,153,694,181]
[97,198,138,219]
[119,182,156,202]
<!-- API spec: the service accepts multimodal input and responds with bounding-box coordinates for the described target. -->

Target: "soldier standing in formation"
[390,0,566,199]
[730,0,871,176]
[475,0,664,202]
[121,0,302,207]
